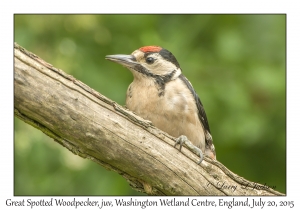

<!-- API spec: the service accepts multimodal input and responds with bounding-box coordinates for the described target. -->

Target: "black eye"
[146,57,155,64]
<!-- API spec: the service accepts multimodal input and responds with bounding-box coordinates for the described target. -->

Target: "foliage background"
[14,15,286,195]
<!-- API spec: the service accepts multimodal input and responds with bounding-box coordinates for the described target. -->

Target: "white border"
[2,0,299,209]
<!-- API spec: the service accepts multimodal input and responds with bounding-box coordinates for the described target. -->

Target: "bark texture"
[14,43,284,196]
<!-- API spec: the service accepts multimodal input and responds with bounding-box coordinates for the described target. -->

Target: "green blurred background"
[14,15,286,195]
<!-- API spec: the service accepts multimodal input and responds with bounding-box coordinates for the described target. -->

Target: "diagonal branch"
[14,43,284,196]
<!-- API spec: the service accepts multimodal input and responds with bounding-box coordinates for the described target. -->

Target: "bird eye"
[146,57,155,64]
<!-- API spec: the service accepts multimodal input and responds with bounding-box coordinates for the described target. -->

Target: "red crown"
[139,46,162,53]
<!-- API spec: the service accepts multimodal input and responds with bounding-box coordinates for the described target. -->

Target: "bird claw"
[174,135,204,164]
[174,135,186,151]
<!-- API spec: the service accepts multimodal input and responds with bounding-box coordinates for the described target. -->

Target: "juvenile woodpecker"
[105,46,216,163]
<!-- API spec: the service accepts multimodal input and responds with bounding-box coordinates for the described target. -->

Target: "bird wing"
[178,74,211,134]
[179,74,216,158]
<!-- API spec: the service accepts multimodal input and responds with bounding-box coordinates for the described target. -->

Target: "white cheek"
[150,60,177,75]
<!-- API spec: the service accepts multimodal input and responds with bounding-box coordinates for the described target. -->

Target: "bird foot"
[174,135,204,164]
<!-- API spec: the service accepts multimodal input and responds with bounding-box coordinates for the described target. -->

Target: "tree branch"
[14,43,284,196]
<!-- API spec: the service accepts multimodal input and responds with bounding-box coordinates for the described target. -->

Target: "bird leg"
[174,135,204,164]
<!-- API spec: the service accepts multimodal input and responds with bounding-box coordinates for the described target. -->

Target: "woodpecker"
[105,46,216,163]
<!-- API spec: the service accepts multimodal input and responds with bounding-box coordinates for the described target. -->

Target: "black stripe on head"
[131,62,176,97]
[132,63,153,77]
[159,49,180,69]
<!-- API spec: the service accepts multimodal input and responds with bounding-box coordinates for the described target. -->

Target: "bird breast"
[126,77,206,150]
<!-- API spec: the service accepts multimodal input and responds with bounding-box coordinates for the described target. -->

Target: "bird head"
[105,46,182,80]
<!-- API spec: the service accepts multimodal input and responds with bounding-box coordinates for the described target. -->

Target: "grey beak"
[105,54,137,68]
